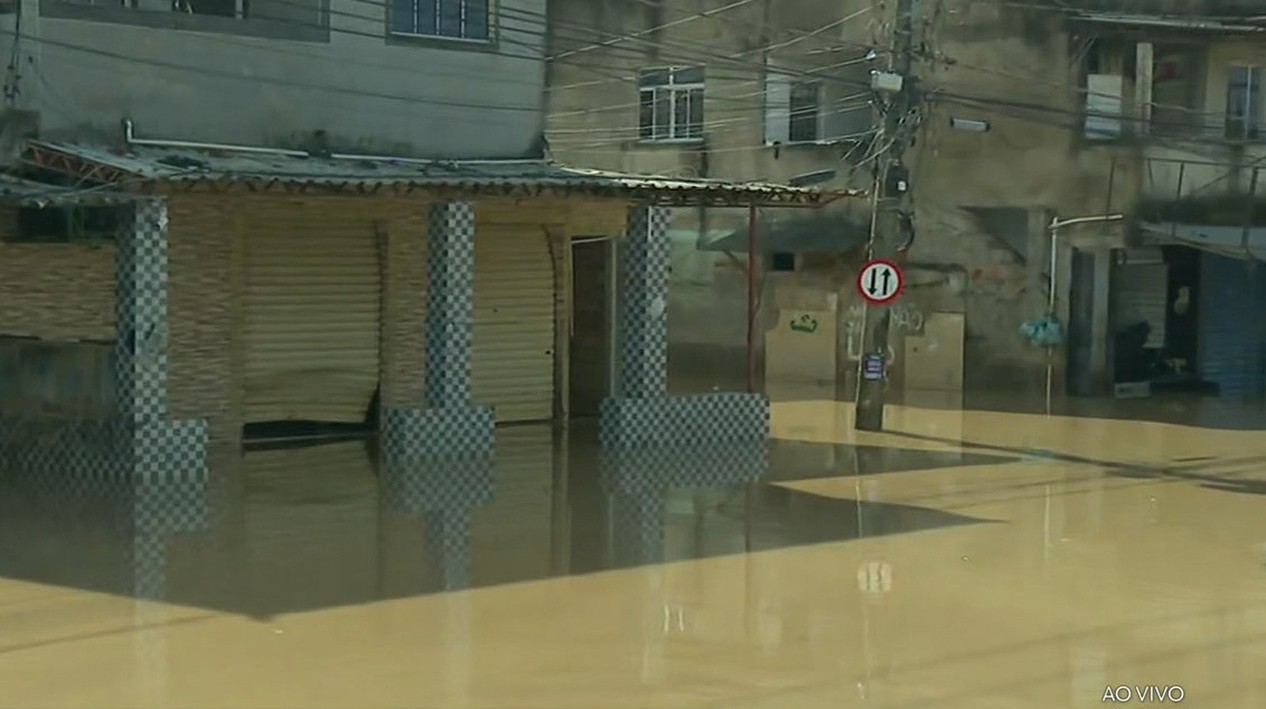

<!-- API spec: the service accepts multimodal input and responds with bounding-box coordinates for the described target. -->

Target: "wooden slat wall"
[0,243,115,341]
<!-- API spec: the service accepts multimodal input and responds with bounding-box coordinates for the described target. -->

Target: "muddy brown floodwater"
[1,399,1265,708]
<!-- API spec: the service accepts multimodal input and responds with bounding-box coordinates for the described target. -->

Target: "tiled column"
[616,206,672,399]
[117,199,209,481]
[600,206,769,449]
[382,202,494,462]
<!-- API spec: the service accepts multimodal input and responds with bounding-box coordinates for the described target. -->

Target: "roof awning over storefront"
[22,141,862,209]
[0,173,135,207]
[701,215,869,253]
[1140,221,1266,260]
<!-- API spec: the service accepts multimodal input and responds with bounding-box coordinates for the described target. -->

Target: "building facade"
[1,0,548,159]
[546,0,1266,405]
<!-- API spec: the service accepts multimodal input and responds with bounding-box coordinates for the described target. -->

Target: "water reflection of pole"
[132,534,169,705]
[852,448,874,700]
[443,589,472,706]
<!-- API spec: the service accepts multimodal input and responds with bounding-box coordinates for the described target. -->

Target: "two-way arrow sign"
[857,259,904,305]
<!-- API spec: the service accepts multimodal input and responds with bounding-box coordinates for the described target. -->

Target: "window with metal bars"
[390,0,489,41]
[637,66,705,142]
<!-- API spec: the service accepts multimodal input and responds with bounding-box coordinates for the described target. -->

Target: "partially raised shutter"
[241,200,380,424]
[471,225,555,423]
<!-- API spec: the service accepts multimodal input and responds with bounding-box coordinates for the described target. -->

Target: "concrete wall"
[0,338,114,418]
[0,0,546,158]
[892,0,1136,394]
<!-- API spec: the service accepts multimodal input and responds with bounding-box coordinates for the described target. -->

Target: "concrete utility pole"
[855,0,919,432]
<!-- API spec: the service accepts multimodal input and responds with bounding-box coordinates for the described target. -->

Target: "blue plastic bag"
[1020,315,1063,348]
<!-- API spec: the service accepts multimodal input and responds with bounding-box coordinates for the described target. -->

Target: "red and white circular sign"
[857,259,904,305]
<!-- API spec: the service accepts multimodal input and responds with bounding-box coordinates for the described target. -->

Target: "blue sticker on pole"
[863,353,885,381]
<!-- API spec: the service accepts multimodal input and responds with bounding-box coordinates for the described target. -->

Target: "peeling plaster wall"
[915,0,1139,394]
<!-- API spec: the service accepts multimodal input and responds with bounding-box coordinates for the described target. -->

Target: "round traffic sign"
[857,259,904,305]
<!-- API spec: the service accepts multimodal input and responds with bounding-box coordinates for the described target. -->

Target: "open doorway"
[569,238,613,419]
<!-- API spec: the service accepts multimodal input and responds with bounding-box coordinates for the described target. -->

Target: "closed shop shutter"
[241,201,380,424]
[471,225,555,423]
[1112,250,1168,349]
[1198,253,1266,399]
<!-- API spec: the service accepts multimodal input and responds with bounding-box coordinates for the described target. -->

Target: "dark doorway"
[569,239,612,418]
[1067,248,1097,396]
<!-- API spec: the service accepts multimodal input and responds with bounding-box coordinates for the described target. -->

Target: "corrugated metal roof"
[1072,12,1266,32]
[1141,222,1266,259]
[700,215,868,253]
[25,141,861,206]
[0,173,135,206]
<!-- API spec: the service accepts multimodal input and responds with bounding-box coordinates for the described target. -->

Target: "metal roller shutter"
[1112,249,1168,349]
[471,225,555,423]
[1198,252,1266,399]
[241,200,380,424]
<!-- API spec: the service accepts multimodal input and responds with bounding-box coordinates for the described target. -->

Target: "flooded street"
[2,400,1265,708]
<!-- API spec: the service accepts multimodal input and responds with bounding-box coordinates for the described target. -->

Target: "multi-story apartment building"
[546,0,1266,406]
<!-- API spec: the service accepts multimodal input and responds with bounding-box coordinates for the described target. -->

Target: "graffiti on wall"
[843,303,925,363]
[845,303,925,332]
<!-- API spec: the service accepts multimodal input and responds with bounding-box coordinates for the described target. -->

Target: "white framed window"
[638,66,705,142]
[1225,65,1264,140]
[765,69,867,145]
[764,75,825,144]
[390,0,490,41]
[766,75,824,144]
[1085,73,1125,139]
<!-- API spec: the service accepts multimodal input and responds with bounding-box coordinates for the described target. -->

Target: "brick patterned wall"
[166,195,235,443]
[380,201,429,409]
[0,243,116,341]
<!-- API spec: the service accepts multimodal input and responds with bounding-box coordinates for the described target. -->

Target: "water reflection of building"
[0,464,210,603]
[600,443,769,568]
[381,455,495,593]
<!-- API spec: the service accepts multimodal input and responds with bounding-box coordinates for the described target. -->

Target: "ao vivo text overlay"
[1102,685,1185,703]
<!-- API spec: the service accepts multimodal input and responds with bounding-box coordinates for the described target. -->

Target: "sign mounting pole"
[854,0,919,432]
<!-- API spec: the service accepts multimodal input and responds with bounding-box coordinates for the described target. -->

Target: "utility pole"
[855,0,919,432]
